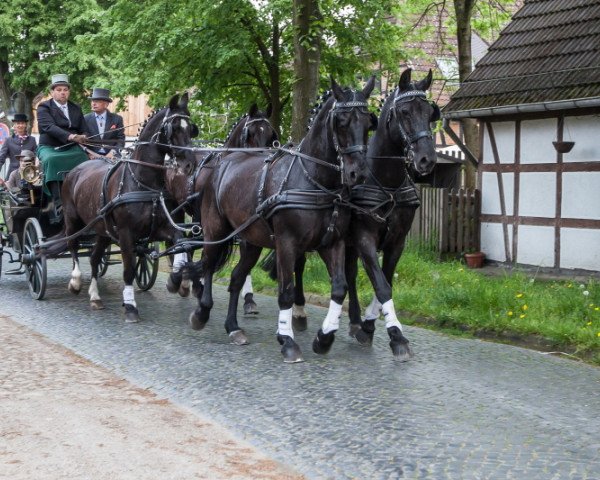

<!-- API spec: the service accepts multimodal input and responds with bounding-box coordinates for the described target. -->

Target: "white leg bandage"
[69,262,82,291]
[382,299,403,331]
[88,278,101,301]
[172,253,187,272]
[364,296,382,321]
[277,308,294,338]
[123,285,136,307]
[322,301,342,334]
[241,275,254,298]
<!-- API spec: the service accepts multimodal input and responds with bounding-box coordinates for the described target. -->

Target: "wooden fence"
[408,186,481,255]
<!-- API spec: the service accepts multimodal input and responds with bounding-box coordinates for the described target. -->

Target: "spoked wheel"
[22,217,47,300]
[99,244,111,277]
[134,241,159,291]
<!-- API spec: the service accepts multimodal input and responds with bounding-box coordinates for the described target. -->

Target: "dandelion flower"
[587,322,592,326]
[579,284,585,289]
[597,332,600,337]
[522,304,528,311]
[583,290,590,296]
[519,314,526,319]
[458,268,464,272]
[595,307,600,312]
[508,311,513,317]
[590,303,595,308]
[516,293,523,298]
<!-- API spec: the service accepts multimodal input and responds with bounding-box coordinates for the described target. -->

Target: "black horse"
[187,77,376,363]
[345,68,439,359]
[165,103,277,305]
[61,94,196,322]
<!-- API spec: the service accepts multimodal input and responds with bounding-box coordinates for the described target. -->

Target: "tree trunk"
[454,0,479,189]
[269,20,282,138]
[291,0,321,143]
[0,57,11,123]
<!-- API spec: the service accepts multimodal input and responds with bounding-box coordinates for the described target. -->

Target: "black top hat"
[88,87,112,102]
[12,113,29,122]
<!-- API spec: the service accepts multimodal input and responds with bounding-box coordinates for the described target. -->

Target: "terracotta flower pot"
[464,251,485,269]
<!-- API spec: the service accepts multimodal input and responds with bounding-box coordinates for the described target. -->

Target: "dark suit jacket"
[84,111,125,154]
[0,135,37,177]
[37,99,88,147]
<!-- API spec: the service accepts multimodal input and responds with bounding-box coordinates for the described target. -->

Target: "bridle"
[147,108,194,169]
[241,116,274,147]
[388,90,434,166]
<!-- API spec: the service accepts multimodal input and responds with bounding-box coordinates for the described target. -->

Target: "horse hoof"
[312,328,336,355]
[348,323,362,338]
[388,326,413,361]
[355,319,376,346]
[90,300,105,310]
[68,283,81,295]
[123,304,140,323]
[229,330,249,345]
[188,310,208,331]
[179,285,190,297]
[277,335,304,363]
[243,294,259,315]
[292,315,308,331]
[166,272,182,294]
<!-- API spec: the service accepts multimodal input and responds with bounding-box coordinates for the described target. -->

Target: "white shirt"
[95,112,106,138]
[54,100,70,126]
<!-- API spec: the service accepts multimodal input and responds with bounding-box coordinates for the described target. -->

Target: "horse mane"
[135,108,163,138]
[223,114,247,144]
[306,90,334,131]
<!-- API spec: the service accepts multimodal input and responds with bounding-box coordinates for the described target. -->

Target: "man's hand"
[70,134,88,144]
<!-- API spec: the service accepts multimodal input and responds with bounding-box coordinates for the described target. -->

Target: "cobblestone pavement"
[1,256,599,479]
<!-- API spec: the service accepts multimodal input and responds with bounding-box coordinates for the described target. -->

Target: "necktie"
[60,104,71,127]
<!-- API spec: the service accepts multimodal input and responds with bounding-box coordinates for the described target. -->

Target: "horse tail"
[182,238,234,282]
[43,228,69,258]
[213,238,234,274]
[260,250,278,280]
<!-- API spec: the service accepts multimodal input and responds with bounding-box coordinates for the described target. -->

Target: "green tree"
[0,0,106,122]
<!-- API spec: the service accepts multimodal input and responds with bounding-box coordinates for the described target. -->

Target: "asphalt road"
[1,254,599,479]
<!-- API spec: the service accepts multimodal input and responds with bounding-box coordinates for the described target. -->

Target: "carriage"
[0,156,160,300]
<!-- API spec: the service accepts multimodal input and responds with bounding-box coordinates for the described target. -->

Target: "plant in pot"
[464,248,485,269]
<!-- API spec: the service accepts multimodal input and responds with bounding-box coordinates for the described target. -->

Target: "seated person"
[84,88,125,158]
[0,149,37,195]
[37,73,89,223]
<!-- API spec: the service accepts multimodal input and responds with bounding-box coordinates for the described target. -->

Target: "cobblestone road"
[1,256,599,479]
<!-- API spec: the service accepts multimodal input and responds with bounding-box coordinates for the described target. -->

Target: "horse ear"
[415,69,434,92]
[330,76,344,100]
[168,94,180,110]
[266,103,273,118]
[248,103,258,117]
[179,92,190,109]
[362,75,376,98]
[398,68,412,91]
[430,102,441,123]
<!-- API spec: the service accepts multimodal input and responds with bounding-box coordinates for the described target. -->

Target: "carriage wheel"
[99,244,111,277]
[23,217,47,300]
[135,241,159,291]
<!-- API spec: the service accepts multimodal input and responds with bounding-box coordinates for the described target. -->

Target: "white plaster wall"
[563,115,600,163]
[481,172,514,216]
[562,172,600,220]
[561,228,600,271]
[518,172,557,218]
[520,118,556,164]
[481,222,513,262]
[482,121,515,164]
[517,225,555,267]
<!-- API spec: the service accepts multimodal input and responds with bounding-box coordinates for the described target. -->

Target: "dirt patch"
[0,316,304,480]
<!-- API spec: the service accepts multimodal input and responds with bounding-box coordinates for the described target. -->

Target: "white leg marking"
[382,299,403,331]
[123,285,137,308]
[241,275,254,298]
[277,308,294,338]
[172,253,187,272]
[69,262,82,291]
[364,296,382,321]
[322,301,342,334]
[292,304,306,318]
[88,278,101,301]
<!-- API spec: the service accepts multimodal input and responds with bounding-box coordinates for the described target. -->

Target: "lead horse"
[187,77,376,362]
[61,94,196,322]
[346,68,438,359]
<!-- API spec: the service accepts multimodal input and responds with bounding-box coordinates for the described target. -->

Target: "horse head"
[327,76,376,186]
[385,68,438,176]
[231,103,278,148]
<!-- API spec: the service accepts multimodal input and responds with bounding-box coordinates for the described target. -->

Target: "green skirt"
[38,144,88,195]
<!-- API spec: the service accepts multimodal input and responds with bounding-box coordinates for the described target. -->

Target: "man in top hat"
[37,73,90,223]
[0,113,37,180]
[84,87,125,158]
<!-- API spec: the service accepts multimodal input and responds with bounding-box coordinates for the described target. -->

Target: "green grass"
[215,243,600,365]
